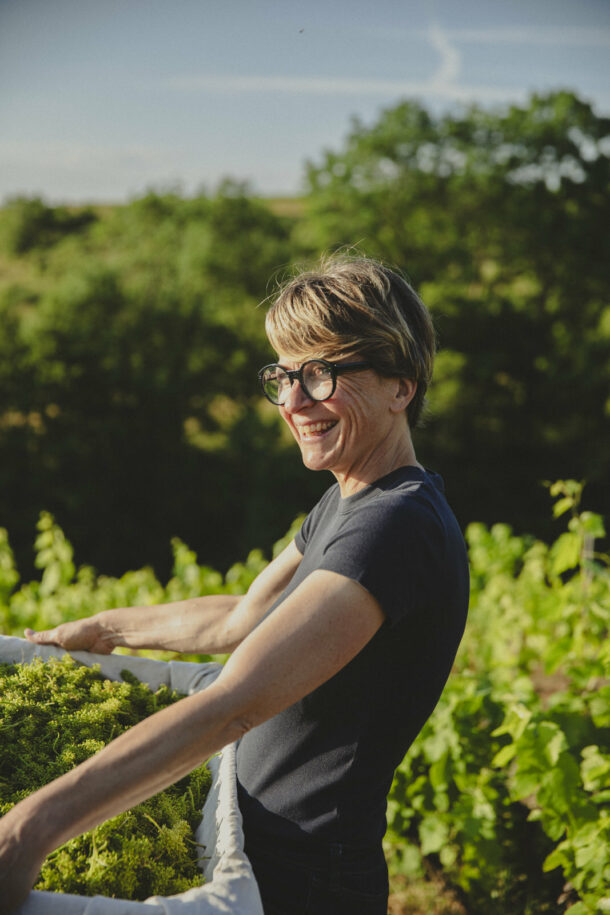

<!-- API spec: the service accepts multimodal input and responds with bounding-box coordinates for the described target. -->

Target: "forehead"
[275,352,323,369]
[275,349,353,369]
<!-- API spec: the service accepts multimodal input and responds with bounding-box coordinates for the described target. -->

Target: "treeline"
[0,90,608,579]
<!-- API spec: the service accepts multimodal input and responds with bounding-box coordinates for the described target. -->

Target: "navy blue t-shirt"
[236,466,469,848]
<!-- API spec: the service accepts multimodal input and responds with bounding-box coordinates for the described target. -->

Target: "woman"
[0,256,469,914]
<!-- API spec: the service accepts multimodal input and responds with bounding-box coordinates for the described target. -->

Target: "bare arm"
[1,569,384,912]
[25,540,303,656]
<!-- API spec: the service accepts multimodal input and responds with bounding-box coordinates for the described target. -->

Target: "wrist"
[3,793,54,859]
[13,765,93,856]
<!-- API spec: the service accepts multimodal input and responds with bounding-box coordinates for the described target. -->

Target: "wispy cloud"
[166,21,525,105]
[168,72,524,103]
[367,24,610,49]
[428,23,461,87]
[167,20,525,108]
[448,26,610,48]
[0,141,175,171]
[163,19,610,111]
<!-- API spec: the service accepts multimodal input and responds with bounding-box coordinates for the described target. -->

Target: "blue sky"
[1,0,609,203]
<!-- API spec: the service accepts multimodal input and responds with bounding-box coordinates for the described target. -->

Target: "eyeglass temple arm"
[335,362,371,375]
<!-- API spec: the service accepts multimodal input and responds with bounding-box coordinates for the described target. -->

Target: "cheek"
[337,395,374,434]
[341,379,381,414]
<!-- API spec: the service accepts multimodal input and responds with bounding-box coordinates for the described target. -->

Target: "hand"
[25,615,115,654]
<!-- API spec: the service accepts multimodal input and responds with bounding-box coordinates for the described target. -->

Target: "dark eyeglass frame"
[258,358,373,405]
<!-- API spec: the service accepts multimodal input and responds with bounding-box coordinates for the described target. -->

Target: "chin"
[300,449,332,473]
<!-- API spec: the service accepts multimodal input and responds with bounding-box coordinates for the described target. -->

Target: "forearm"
[25,540,303,657]
[5,680,244,866]
[26,594,243,656]
[99,594,242,654]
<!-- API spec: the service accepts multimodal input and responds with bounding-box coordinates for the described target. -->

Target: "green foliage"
[0,656,211,899]
[0,511,304,664]
[301,90,610,538]
[0,196,96,254]
[1,92,608,578]
[386,482,610,914]
[0,182,315,583]
[1,492,607,910]
[0,529,19,605]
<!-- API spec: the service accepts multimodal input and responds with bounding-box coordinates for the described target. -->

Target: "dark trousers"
[244,832,389,915]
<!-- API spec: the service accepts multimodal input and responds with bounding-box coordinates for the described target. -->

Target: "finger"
[24,628,60,645]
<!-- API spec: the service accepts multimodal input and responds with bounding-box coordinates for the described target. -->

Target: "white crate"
[0,636,263,915]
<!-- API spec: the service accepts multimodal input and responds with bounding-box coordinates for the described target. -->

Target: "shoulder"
[340,468,453,543]
[317,468,468,624]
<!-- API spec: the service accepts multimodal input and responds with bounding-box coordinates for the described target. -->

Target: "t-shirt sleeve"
[294,516,310,555]
[294,484,339,555]
[316,498,447,627]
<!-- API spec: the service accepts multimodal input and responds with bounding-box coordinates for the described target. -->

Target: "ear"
[389,377,417,415]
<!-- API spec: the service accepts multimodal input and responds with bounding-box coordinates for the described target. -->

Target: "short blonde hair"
[265,255,436,428]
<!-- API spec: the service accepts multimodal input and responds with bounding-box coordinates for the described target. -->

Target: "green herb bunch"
[0,656,211,899]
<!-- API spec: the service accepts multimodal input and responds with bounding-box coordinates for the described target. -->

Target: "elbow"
[222,693,276,741]
[230,714,256,740]
[215,709,258,746]
[207,657,282,746]
[204,680,260,745]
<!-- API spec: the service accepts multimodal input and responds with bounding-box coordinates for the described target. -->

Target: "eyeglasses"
[258,358,372,406]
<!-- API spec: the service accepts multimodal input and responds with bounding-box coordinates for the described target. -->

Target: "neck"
[334,431,421,498]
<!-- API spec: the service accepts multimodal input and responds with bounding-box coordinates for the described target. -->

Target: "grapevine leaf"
[419,813,449,856]
[550,532,581,576]
[553,497,575,519]
[491,743,517,768]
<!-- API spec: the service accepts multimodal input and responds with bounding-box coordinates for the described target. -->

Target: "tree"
[300,91,610,535]
[1,196,96,254]
[0,187,317,579]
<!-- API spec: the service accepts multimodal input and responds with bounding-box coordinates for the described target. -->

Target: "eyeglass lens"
[261,360,334,404]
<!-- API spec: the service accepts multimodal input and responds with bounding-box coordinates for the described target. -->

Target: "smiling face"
[276,353,418,496]
[264,257,436,432]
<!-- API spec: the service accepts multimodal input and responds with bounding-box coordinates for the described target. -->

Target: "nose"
[282,378,313,413]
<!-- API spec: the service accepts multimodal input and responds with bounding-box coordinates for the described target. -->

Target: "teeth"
[301,421,335,436]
